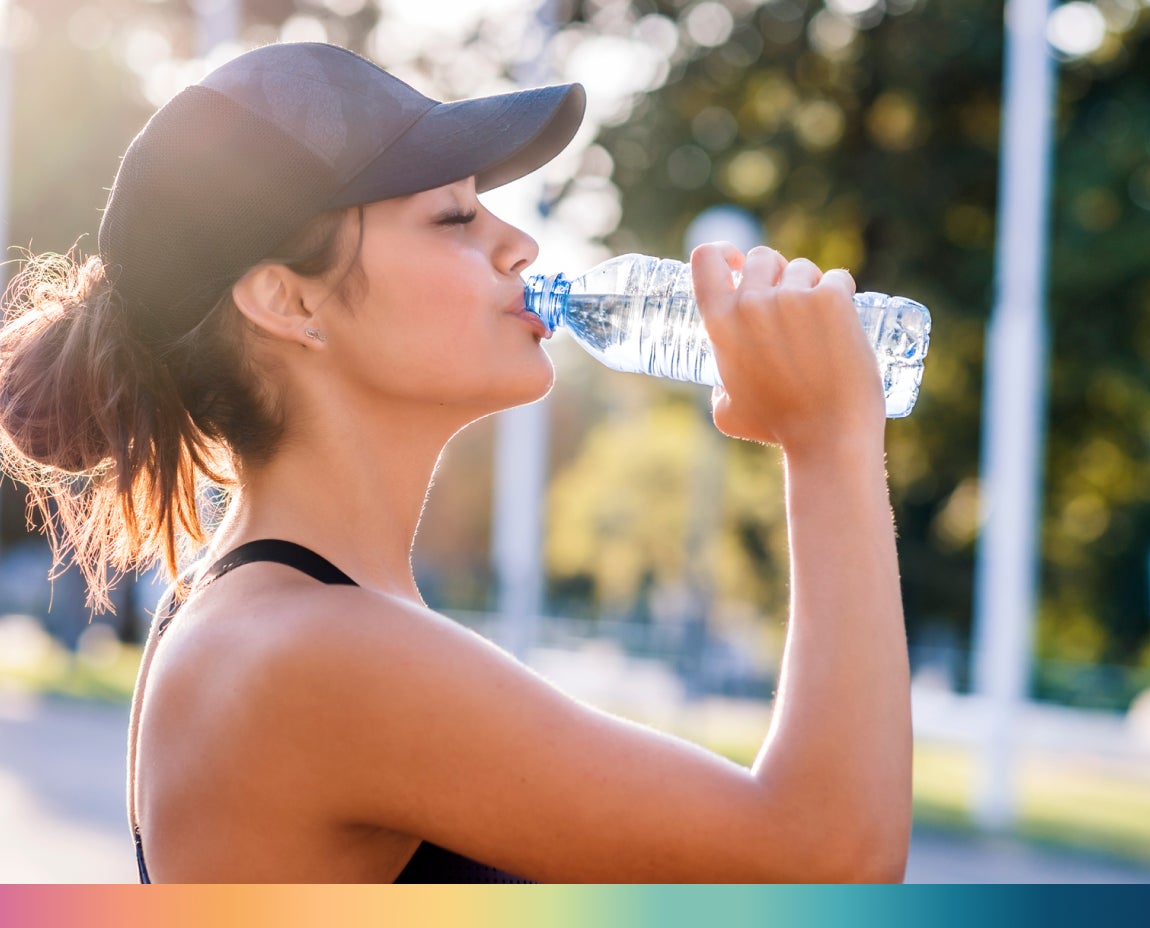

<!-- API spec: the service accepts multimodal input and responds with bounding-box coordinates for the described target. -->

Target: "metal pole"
[492,1,560,659]
[492,399,549,659]
[970,0,1056,831]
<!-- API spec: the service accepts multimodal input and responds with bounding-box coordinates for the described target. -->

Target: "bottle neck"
[524,273,571,330]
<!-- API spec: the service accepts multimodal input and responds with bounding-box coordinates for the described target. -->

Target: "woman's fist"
[690,242,884,455]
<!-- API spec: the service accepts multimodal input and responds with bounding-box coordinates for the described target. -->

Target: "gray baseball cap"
[98,42,586,344]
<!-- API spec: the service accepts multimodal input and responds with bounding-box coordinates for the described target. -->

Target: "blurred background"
[2,0,1150,883]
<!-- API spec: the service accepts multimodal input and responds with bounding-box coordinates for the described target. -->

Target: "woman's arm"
[697,243,913,879]
[234,244,911,882]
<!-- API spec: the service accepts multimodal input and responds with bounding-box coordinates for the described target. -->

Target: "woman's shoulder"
[158,565,504,724]
[250,583,495,684]
[142,566,503,781]
[163,563,478,673]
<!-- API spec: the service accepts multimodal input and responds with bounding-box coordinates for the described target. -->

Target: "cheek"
[363,249,487,324]
[337,298,489,394]
[343,249,549,400]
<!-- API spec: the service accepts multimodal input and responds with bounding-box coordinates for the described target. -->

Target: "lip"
[507,303,552,339]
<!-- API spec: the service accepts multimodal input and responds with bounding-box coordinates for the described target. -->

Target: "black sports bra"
[131,539,533,884]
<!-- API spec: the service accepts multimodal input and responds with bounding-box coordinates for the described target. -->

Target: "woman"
[0,42,911,882]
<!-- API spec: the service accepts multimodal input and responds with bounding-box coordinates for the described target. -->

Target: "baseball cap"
[97,42,586,344]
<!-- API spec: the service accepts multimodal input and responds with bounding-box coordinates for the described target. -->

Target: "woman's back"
[133,545,530,882]
[132,556,422,881]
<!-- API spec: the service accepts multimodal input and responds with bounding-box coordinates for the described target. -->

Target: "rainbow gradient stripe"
[0,885,1142,928]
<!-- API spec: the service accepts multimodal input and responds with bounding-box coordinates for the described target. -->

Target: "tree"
[546,0,1150,706]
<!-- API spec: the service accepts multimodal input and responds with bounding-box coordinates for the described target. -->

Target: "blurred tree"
[8,1,1150,706]
[548,0,998,681]
[1038,9,1150,702]
[541,0,1150,706]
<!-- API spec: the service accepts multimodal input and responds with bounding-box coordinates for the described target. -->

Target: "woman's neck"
[211,399,477,602]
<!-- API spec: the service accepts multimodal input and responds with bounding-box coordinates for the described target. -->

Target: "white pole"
[492,1,560,659]
[970,0,1056,831]
[678,208,761,689]
[492,400,549,659]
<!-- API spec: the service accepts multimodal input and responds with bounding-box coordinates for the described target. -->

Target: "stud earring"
[304,327,326,343]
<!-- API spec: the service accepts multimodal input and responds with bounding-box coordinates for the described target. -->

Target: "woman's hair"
[0,206,363,610]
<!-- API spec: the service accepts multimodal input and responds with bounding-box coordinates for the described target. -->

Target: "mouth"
[508,305,552,340]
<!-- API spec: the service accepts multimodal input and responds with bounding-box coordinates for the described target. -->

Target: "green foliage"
[567,0,1000,666]
[545,391,787,620]
[554,0,1150,706]
[1044,24,1150,670]
[9,1,1150,709]
[547,400,704,611]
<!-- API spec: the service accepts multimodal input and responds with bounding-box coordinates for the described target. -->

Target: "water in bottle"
[524,253,931,418]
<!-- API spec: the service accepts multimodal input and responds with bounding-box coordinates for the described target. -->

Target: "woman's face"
[319,178,553,420]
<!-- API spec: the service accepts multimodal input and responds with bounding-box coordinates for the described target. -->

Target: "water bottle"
[524,254,932,418]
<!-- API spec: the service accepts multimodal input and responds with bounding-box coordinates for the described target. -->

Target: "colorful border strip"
[0,885,1146,928]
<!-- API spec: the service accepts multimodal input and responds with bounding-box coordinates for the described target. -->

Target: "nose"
[493,214,539,277]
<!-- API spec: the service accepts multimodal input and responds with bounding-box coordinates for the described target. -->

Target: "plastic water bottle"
[524,254,931,418]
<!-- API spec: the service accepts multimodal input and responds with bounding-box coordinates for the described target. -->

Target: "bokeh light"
[318,0,368,15]
[719,148,786,201]
[560,31,671,124]
[827,0,886,15]
[684,2,736,48]
[633,13,680,58]
[792,98,847,151]
[691,106,739,151]
[279,14,328,44]
[809,10,859,58]
[378,0,529,35]
[866,90,922,151]
[1047,1,1108,57]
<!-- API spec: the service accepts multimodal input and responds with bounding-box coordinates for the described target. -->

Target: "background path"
[2,692,1148,884]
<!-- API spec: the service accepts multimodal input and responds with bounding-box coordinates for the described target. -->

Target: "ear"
[231,264,319,348]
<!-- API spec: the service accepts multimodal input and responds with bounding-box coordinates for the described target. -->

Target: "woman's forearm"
[753,438,913,881]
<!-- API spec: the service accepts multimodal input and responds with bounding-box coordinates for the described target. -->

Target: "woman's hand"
[691,242,885,456]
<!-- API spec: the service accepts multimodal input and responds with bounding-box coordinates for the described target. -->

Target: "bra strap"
[132,538,358,879]
[199,539,358,588]
[155,540,357,639]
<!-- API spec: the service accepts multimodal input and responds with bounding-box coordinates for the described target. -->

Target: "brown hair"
[0,207,363,611]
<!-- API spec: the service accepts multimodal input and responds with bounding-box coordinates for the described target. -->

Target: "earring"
[304,327,326,343]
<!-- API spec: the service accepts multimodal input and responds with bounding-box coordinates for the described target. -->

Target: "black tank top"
[132,539,533,884]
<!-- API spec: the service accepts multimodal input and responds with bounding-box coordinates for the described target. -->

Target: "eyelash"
[437,209,477,226]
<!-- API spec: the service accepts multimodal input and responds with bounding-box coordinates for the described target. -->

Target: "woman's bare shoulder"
[228,578,535,727]
[164,567,517,739]
[220,573,504,671]
[148,565,879,882]
[141,570,500,805]
[197,576,771,881]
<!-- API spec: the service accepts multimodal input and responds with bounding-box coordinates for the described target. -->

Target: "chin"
[499,367,555,412]
[530,355,557,397]
[457,355,555,422]
[512,349,556,400]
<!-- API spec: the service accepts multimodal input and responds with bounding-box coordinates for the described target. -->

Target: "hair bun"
[0,254,120,474]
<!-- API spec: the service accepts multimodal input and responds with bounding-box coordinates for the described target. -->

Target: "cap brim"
[327,82,586,207]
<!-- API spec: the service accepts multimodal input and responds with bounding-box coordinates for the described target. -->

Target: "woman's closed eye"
[435,208,478,227]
